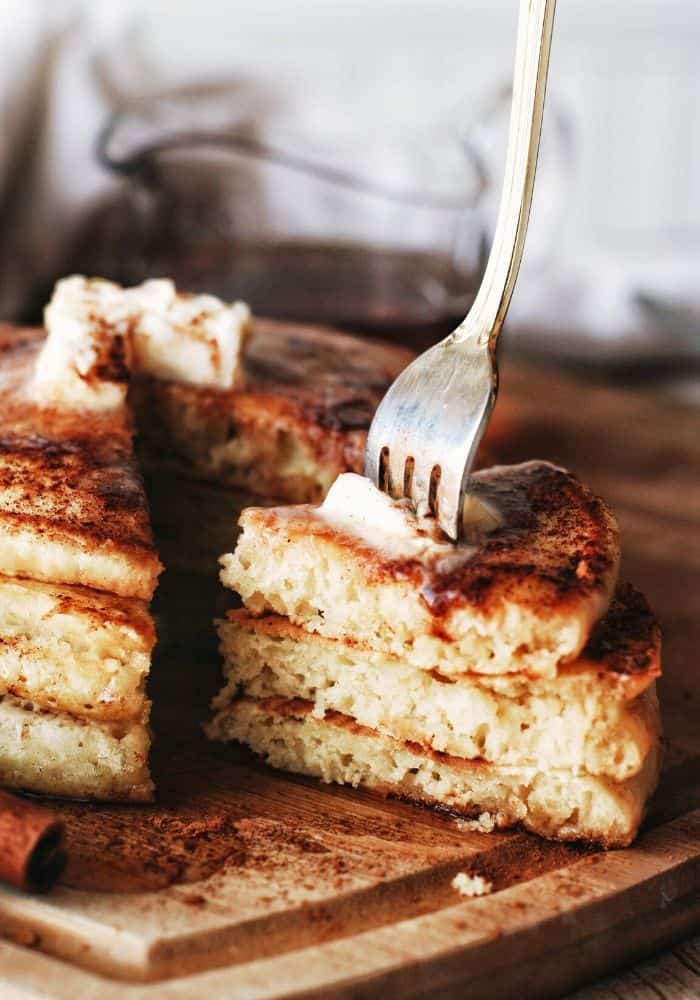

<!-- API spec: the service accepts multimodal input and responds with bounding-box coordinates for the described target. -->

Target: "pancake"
[0,575,154,722]
[132,318,414,505]
[209,697,661,849]
[212,585,661,781]
[0,326,161,599]
[220,463,620,677]
[213,461,661,845]
[0,694,152,802]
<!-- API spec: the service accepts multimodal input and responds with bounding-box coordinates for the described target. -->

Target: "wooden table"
[0,360,698,998]
[571,935,700,999]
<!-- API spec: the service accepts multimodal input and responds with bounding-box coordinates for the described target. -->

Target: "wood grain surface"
[0,359,698,999]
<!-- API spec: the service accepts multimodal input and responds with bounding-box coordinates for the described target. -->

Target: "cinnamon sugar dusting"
[57,805,248,892]
[0,325,161,596]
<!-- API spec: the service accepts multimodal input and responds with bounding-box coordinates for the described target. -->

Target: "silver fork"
[365,0,557,540]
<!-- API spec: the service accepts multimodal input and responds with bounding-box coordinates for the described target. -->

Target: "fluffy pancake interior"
[0,694,152,802]
[207,698,661,849]
[0,575,154,721]
[220,462,620,678]
[0,524,159,602]
[214,600,660,781]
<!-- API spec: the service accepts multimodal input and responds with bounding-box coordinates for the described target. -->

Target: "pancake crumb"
[455,813,497,834]
[452,872,493,897]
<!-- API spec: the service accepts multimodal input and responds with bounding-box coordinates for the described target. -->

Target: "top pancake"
[0,326,161,599]
[221,462,621,676]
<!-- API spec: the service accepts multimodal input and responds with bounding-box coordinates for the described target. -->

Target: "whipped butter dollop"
[318,473,501,565]
[31,276,251,410]
[32,277,134,410]
[125,280,251,390]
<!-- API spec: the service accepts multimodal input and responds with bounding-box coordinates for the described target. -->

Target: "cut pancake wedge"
[213,585,661,781]
[221,462,620,677]
[209,697,661,848]
[213,463,662,846]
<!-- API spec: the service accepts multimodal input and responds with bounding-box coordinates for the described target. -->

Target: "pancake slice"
[0,694,152,802]
[220,463,620,677]
[209,697,661,849]
[212,585,661,782]
[213,465,662,845]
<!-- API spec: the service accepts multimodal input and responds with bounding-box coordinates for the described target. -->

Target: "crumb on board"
[451,872,493,898]
[454,812,496,834]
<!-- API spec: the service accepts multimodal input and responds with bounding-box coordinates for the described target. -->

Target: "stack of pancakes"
[210,463,662,846]
[0,328,160,800]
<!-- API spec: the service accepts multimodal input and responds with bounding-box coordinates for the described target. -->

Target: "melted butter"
[318,472,501,565]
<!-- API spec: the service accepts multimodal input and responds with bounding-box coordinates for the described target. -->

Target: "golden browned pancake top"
[0,326,161,599]
[240,461,620,622]
[162,317,414,433]
[132,317,419,502]
[580,583,661,680]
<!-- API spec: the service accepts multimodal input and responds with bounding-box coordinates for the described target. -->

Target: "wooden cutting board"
[0,360,699,999]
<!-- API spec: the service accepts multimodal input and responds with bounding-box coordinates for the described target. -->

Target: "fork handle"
[454,0,556,349]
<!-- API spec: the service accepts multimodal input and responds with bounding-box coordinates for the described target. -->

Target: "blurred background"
[1,0,699,392]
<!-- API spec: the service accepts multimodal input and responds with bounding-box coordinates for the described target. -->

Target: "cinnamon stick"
[0,790,66,892]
